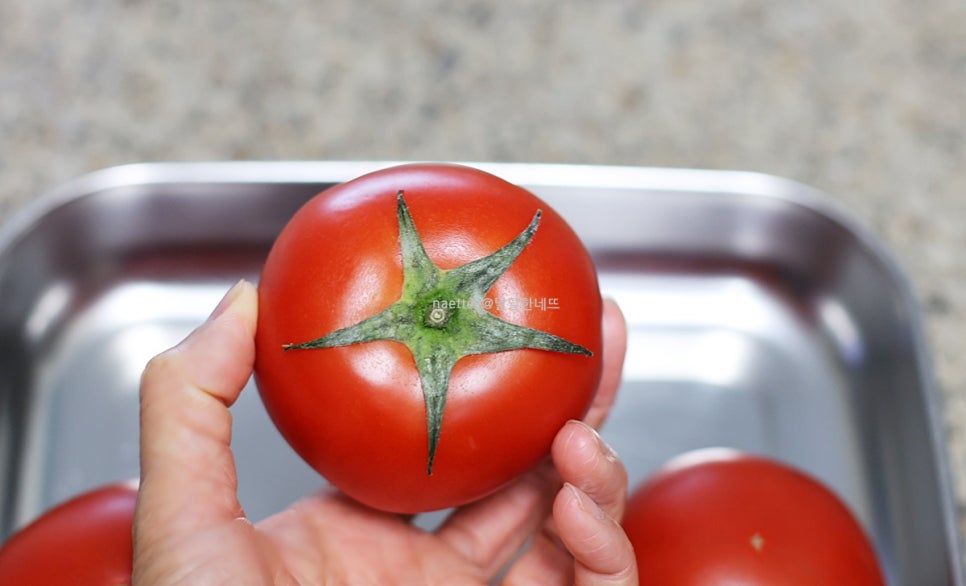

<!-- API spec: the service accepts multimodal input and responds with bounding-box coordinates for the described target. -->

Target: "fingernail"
[565,482,608,522]
[209,279,249,321]
[570,420,619,464]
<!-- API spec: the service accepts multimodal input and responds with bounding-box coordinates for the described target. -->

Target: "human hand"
[133,280,635,585]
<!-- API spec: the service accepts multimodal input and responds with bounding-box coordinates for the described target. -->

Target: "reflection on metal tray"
[0,162,959,585]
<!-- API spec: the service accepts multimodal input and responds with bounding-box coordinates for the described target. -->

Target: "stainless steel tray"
[0,162,959,584]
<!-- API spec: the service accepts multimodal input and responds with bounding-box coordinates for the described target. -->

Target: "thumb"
[134,280,257,555]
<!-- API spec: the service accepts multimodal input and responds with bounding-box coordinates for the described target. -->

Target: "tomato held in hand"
[255,163,603,513]
[0,483,137,584]
[623,448,885,585]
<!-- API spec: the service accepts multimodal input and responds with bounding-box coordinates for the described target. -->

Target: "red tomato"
[255,163,602,513]
[0,483,137,584]
[623,448,884,585]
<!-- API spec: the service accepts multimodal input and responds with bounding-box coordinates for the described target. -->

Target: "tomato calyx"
[283,191,592,474]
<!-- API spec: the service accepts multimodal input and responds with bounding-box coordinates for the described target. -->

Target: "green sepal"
[284,191,591,474]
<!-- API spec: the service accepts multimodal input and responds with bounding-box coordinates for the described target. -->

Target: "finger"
[436,298,627,576]
[435,461,559,578]
[135,280,257,545]
[583,298,628,429]
[552,420,627,523]
[554,484,637,586]
[498,418,628,584]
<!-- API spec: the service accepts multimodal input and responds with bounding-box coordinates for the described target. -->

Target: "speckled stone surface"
[2,0,965,564]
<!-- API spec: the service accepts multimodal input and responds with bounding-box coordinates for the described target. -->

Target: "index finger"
[583,298,628,429]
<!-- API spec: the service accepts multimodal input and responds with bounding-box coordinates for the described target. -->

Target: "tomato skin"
[0,483,137,584]
[624,448,885,585]
[255,163,603,513]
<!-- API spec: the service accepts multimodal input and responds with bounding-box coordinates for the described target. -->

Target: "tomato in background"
[255,163,603,513]
[0,483,137,584]
[623,448,885,585]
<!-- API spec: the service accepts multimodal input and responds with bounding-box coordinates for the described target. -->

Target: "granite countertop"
[2,0,964,570]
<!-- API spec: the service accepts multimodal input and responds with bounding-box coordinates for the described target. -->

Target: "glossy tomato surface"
[623,448,885,585]
[255,163,603,513]
[0,483,137,584]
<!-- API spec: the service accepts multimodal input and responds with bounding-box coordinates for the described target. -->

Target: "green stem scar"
[283,191,592,474]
